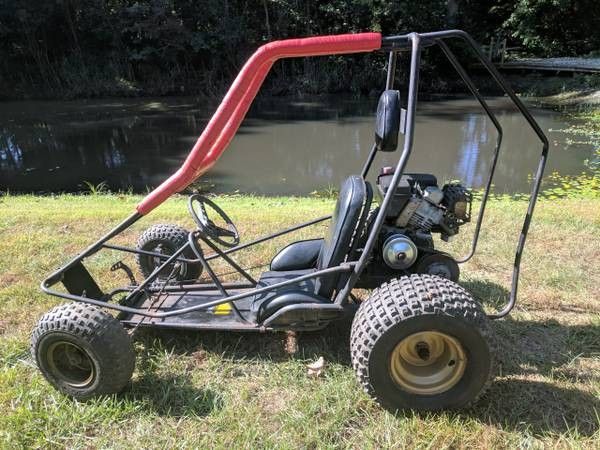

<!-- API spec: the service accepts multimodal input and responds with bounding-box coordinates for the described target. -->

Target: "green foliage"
[0,0,450,98]
[82,180,110,195]
[540,171,599,199]
[504,0,600,56]
[0,1,599,98]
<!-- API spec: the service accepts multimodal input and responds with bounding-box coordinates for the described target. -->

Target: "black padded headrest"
[374,90,401,152]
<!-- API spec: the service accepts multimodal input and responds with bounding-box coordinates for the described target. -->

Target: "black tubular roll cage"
[41,30,548,322]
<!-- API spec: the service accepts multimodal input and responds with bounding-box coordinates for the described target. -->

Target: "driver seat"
[314,175,372,297]
[260,175,372,300]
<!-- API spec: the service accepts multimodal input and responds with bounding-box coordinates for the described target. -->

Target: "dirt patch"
[190,348,207,368]
[0,272,19,288]
[552,357,600,384]
[257,390,289,416]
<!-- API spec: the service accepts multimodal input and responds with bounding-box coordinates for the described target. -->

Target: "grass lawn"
[0,193,598,448]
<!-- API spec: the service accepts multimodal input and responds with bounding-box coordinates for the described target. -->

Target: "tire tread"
[136,223,200,280]
[350,274,496,410]
[31,303,135,398]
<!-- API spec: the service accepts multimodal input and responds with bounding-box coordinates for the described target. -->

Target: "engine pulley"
[382,234,418,270]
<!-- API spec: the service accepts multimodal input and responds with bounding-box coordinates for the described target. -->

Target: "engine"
[376,168,471,239]
[394,183,472,241]
[371,168,472,276]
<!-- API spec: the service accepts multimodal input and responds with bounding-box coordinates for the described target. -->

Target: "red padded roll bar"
[137,32,382,214]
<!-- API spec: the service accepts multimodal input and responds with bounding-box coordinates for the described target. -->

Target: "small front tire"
[136,223,202,282]
[31,303,135,400]
[350,274,495,411]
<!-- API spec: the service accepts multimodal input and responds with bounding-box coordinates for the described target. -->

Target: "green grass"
[0,193,599,448]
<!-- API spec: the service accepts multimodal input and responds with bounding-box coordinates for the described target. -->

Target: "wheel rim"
[426,262,452,279]
[390,331,466,395]
[47,341,95,388]
[150,243,186,279]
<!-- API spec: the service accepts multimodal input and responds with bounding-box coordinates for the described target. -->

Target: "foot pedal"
[111,260,137,285]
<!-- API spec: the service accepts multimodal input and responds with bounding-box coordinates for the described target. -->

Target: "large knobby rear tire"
[350,274,495,412]
[31,303,135,400]
[136,223,202,282]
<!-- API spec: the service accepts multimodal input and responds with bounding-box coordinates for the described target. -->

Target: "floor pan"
[120,289,261,331]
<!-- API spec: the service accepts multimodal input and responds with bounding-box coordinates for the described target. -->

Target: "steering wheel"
[187,194,240,248]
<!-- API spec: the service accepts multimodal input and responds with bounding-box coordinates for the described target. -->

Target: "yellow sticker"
[214,303,232,315]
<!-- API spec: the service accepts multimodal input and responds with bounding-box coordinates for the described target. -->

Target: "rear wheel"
[136,223,202,282]
[31,303,135,400]
[350,274,495,411]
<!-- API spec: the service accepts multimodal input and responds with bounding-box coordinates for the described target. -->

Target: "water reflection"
[0,96,595,194]
[455,114,488,188]
[0,131,24,171]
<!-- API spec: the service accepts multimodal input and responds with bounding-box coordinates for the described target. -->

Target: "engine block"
[376,170,472,241]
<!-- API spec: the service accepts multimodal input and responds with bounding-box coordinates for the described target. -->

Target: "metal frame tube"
[42,212,141,289]
[198,234,257,285]
[123,241,191,301]
[187,232,248,321]
[386,51,398,89]
[335,33,423,305]
[374,30,549,318]
[449,31,548,318]
[101,214,331,265]
[360,144,378,179]
[436,41,503,263]
[41,29,548,322]
[42,263,354,318]
[361,51,398,180]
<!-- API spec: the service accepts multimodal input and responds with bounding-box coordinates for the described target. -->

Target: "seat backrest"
[315,175,372,298]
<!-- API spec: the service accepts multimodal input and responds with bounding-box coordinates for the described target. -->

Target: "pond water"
[0,95,595,195]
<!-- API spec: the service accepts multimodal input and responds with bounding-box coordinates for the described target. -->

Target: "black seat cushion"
[270,239,324,271]
[256,289,327,322]
[251,269,320,317]
[258,176,372,304]
[257,269,316,291]
[315,175,372,298]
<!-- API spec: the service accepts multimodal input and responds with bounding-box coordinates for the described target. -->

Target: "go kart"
[32,30,548,411]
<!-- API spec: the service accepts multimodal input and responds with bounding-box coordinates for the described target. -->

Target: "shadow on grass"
[136,320,352,367]
[461,278,512,312]
[124,372,223,418]
[132,279,599,435]
[471,378,600,436]
[461,279,599,436]
[462,279,599,376]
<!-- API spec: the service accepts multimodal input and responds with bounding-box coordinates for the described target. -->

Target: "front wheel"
[31,303,135,400]
[350,274,495,411]
[136,223,202,282]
